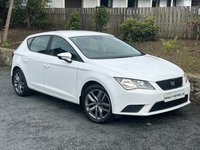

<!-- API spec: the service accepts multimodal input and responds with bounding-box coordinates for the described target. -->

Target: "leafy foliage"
[0,0,9,8]
[66,11,80,30]
[0,19,3,30]
[160,36,178,51]
[2,40,10,47]
[186,16,200,40]
[120,16,160,43]
[11,0,53,29]
[92,7,112,31]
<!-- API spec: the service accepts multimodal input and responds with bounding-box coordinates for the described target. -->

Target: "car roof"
[27,30,113,39]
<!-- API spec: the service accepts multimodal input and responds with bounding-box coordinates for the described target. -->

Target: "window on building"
[152,0,160,7]
[192,0,200,6]
[101,0,113,8]
[128,0,138,7]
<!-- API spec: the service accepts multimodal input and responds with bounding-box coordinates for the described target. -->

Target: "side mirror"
[57,52,72,63]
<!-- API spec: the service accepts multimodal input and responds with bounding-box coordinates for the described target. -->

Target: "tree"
[3,0,14,42]
[11,0,52,29]
[0,0,9,29]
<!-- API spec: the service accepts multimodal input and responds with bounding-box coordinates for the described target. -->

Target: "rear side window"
[29,36,50,54]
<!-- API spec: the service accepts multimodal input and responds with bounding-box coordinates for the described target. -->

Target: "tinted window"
[27,38,33,49]
[70,36,142,59]
[29,36,50,53]
[50,36,78,60]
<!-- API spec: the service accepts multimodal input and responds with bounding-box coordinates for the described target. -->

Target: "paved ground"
[0,65,200,150]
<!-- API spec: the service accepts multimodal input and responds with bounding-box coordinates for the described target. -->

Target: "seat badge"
[170,81,175,86]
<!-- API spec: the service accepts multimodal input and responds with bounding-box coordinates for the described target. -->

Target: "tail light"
[12,52,14,58]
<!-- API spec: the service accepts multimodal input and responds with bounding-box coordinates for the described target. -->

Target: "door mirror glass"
[57,52,72,63]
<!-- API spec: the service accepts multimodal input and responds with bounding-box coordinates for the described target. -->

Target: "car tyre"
[81,84,114,123]
[13,69,32,96]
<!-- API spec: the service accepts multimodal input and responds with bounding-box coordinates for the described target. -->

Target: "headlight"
[114,77,155,90]
[184,73,188,83]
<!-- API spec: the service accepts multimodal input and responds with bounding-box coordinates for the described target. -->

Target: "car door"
[23,35,51,91]
[43,36,82,103]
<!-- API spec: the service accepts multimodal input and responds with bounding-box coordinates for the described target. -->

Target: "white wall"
[176,0,191,6]
[138,0,150,7]
[113,0,126,8]
[160,0,167,7]
[83,0,98,8]
[176,0,184,6]
[49,0,65,8]
[185,0,191,6]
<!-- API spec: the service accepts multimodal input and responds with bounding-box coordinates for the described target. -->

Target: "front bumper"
[104,78,190,116]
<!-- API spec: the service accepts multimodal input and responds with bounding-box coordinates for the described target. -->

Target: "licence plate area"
[164,89,185,102]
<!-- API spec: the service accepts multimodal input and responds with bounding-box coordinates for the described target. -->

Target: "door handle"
[23,58,28,63]
[44,64,50,68]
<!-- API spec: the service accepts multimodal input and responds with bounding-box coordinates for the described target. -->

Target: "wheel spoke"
[100,94,106,102]
[15,73,20,82]
[87,94,96,103]
[98,107,103,119]
[86,102,96,107]
[101,107,109,112]
[88,106,96,113]
[101,102,110,108]
[18,84,22,93]
[91,91,98,101]
[97,91,103,100]
[95,107,98,119]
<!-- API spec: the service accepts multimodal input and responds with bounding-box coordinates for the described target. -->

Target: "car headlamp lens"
[115,77,155,90]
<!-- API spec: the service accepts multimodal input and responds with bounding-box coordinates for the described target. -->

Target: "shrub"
[186,16,200,40]
[66,11,80,30]
[2,41,10,48]
[120,16,160,43]
[160,36,178,52]
[92,7,112,32]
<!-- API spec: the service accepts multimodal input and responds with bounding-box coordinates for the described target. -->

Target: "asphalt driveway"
[0,65,200,150]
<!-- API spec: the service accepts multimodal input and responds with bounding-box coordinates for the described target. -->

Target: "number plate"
[164,90,185,102]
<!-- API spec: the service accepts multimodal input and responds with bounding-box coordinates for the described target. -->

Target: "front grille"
[156,77,182,91]
[149,95,188,112]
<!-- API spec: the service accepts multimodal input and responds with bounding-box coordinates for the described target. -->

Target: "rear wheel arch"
[12,68,32,96]
[12,66,22,85]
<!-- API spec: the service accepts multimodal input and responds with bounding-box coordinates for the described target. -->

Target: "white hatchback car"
[11,31,190,123]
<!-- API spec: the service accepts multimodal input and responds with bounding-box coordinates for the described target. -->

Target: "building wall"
[160,0,167,7]
[185,0,192,6]
[49,0,65,8]
[176,0,191,6]
[83,0,98,8]
[113,0,127,8]
[176,0,185,6]
[138,0,150,7]
[49,0,192,8]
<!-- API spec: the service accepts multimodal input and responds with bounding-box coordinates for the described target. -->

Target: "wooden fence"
[46,6,200,40]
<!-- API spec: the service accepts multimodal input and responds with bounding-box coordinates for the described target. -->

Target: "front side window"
[49,36,79,60]
[29,36,50,54]
[70,36,143,59]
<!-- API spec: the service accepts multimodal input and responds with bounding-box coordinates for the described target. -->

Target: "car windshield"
[69,36,143,59]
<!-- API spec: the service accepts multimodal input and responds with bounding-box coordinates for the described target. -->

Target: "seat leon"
[11,31,190,123]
